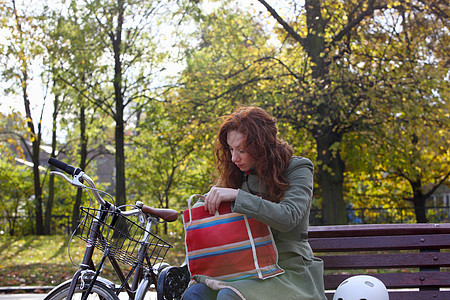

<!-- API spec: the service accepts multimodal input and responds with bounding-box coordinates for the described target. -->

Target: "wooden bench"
[308,223,450,300]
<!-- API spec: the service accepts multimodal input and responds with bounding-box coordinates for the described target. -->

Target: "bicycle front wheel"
[44,281,119,300]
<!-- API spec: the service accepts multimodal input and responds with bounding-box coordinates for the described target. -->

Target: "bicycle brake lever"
[72,172,86,188]
[50,171,86,188]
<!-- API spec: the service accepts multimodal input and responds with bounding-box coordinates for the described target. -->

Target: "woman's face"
[227,130,257,172]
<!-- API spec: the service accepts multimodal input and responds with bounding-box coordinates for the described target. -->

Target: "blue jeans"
[182,283,241,300]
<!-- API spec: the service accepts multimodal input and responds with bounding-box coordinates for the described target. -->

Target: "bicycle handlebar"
[48,158,178,222]
[49,157,81,176]
[49,158,109,208]
[141,205,178,222]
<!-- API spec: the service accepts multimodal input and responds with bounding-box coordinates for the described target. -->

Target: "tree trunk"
[32,136,43,234]
[45,92,59,234]
[306,0,346,224]
[115,113,126,207]
[112,0,126,207]
[414,199,428,223]
[72,103,88,231]
[410,181,429,223]
[316,133,347,225]
[22,73,44,235]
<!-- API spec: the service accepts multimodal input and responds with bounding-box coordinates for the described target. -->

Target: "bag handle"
[243,215,263,279]
[187,194,205,223]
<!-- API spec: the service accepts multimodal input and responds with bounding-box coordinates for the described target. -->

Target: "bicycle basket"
[76,207,172,269]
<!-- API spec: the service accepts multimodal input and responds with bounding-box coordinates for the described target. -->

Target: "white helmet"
[333,275,389,300]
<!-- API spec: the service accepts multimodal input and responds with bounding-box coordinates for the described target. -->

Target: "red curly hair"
[214,106,293,202]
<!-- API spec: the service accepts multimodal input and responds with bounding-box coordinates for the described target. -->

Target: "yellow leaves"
[387,2,402,9]
[321,163,335,176]
[359,173,369,181]
[329,142,341,152]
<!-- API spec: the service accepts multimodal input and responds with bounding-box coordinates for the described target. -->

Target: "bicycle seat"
[141,205,178,222]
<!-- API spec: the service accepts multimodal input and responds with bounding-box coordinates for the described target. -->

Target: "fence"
[0,215,71,236]
[310,205,449,225]
[1,206,449,235]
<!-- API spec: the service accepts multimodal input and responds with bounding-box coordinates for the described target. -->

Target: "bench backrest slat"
[309,223,450,238]
[309,234,450,251]
[319,252,450,269]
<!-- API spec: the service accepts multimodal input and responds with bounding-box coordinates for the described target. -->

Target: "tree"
[176,0,449,224]
[0,113,34,235]
[127,99,213,234]
[43,3,112,230]
[342,0,449,223]
[52,0,184,207]
[0,154,34,235]
[1,0,48,233]
[346,73,449,223]
[176,3,280,129]
[44,80,61,234]
[256,0,449,224]
[376,120,449,223]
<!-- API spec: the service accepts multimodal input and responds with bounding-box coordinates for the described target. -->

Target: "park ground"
[0,235,186,292]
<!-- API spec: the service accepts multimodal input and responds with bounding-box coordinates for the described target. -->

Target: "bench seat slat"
[326,290,450,300]
[319,252,450,269]
[387,290,450,300]
[309,234,450,251]
[323,271,450,289]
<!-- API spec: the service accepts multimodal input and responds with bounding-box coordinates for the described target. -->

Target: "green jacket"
[234,156,315,260]
[192,157,326,300]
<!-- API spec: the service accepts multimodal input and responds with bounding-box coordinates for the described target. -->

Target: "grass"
[0,233,186,289]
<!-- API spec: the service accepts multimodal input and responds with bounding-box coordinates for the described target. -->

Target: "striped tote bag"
[183,194,284,282]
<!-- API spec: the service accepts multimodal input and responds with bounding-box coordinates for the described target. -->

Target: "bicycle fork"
[133,216,158,300]
[66,208,111,300]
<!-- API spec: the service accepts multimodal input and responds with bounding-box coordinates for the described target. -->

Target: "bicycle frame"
[65,206,159,300]
[47,158,177,300]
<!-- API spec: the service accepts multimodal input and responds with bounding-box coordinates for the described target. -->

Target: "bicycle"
[44,158,189,300]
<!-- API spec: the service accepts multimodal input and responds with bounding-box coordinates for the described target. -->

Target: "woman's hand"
[204,187,238,215]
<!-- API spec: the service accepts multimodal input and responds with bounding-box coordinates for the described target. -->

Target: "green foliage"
[179,3,276,108]
[178,0,449,224]
[0,112,35,235]
[0,0,448,234]
[340,0,450,222]
[127,99,214,215]
[0,151,34,235]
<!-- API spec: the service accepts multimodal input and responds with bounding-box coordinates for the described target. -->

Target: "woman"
[183,106,326,300]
